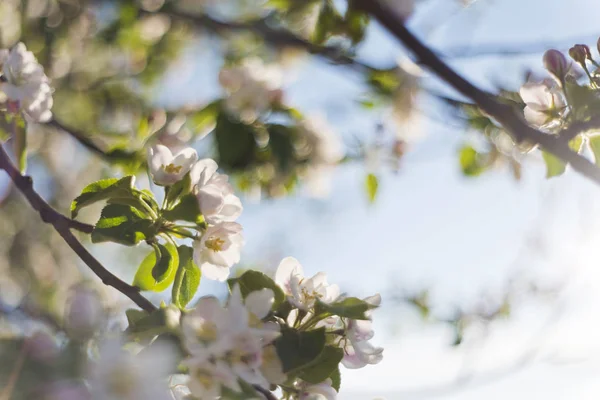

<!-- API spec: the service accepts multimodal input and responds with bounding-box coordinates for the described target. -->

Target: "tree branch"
[253,385,277,400]
[160,8,380,74]
[47,118,140,163]
[355,0,600,186]
[0,143,156,312]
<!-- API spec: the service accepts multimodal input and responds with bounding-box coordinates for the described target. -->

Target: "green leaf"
[71,176,136,218]
[162,193,202,224]
[367,68,400,96]
[189,100,221,136]
[172,245,201,308]
[133,242,179,292]
[275,326,326,373]
[589,135,600,165]
[344,6,369,45]
[215,112,256,170]
[164,172,193,208]
[298,346,344,384]
[365,173,378,203]
[227,270,285,309]
[267,124,296,171]
[542,151,566,178]
[91,204,155,245]
[125,309,148,326]
[459,145,487,177]
[330,366,341,392]
[125,306,181,342]
[315,297,376,320]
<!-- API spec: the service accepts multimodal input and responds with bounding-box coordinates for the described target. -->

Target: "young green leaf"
[71,176,136,218]
[589,135,600,165]
[227,270,285,309]
[161,193,202,224]
[91,204,155,246]
[315,297,377,320]
[164,172,193,208]
[215,112,256,170]
[365,173,378,203]
[188,100,221,136]
[330,366,341,392]
[12,115,27,172]
[542,151,566,178]
[172,245,201,308]
[297,346,344,384]
[275,326,326,373]
[133,242,179,292]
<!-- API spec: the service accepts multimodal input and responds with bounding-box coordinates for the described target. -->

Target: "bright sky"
[153,0,600,398]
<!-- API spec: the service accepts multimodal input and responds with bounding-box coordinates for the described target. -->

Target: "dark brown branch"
[253,385,277,400]
[558,115,600,142]
[355,0,600,186]
[0,144,156,313]
[160,8,379,74]
[47,118,140,163]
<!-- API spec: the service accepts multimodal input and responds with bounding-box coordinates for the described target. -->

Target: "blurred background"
[2,0,600,398]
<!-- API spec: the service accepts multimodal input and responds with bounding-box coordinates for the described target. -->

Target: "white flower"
[147,144,198,186]
[296,116,344,198]
[1,42,53,122]
[519,80,566,128]
[336,294,384,369]
[297,379,337,400]
[64,285,105,341]
[194,222,244,281]
[88,338,175,400]
[275,257,340,311]
[182,286,279,398]
[299,116,344,165]
[190,159,243,225]
[260,345,286,385]
[220,58,283,123]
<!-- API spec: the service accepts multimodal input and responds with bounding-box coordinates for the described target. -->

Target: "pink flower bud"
[543,49,568,80]
[569,44,591,64]
[64,285,105,341]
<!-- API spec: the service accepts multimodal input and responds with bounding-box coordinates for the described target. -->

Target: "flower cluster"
[0,42,53,122]
[182,285,279,398]
[147,144,244,281]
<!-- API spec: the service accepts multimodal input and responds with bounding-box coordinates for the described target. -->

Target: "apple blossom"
[87,338,175,400]
[219,58,283,123]
[193,222,244,281]
[147,144,198,186]
[297,379,338,400]
[64,285,105,341]
[0,42,53,122]
[182,286,279,398]
[519,80,566,128]
[336,294,384,369]
[190,158,243,225]
[275,257,340,311]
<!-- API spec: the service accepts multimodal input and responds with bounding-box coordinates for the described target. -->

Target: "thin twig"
[47,118,139,162]
[253,385,277,400]
[355,0,600,186]
[160,8,380,74]
[0,143,156,312]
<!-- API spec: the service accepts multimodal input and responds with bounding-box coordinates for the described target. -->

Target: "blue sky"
[150,0,600,398]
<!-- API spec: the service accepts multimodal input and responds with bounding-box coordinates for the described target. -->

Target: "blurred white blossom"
[193,222,244,281]
[88,338,175,400]
[219,58,283,123]
[147,144,198,186]
[64,285,105,341]
[0,42,53,122]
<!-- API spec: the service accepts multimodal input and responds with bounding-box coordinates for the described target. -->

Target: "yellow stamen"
[205,237,225,252]
[164,163,183,174]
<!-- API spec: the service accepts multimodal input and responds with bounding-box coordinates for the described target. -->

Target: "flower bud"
[64,285,105,341]
[26,331,59,364]
[569,44,591,65]
[543,49,568,80]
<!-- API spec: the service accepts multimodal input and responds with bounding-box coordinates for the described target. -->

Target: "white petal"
[200,262,231,282]
[275,257,304,290]
[245,289,275,319]
[190,158,219,186]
